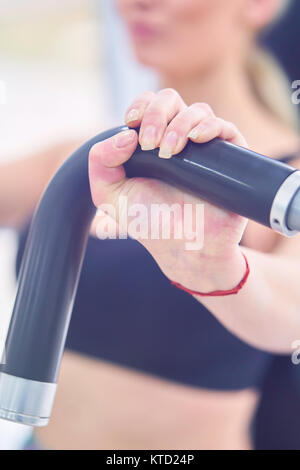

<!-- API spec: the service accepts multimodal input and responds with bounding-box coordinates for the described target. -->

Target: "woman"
[11,0,300,450]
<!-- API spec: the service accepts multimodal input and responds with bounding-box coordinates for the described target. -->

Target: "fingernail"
[188,129,199,140]
[159,131,178,159]
[158,148,172,159]
[113,130,135,149]
[126,108,140,124]
[141,125,156,151]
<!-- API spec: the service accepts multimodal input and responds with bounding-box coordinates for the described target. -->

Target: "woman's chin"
[132,47,164,70]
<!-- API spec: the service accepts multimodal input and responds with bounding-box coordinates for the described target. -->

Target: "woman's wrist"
[167,248,247,294]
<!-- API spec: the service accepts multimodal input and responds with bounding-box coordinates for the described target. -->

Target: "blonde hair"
[247,0,299,131]
[275,0,291,19]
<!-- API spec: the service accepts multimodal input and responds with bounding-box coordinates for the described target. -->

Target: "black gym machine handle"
[0,125,299,426]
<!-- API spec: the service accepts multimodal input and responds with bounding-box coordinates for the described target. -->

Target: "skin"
[89,90,300,353]
[0,141,80,228]
[2,0,300,450]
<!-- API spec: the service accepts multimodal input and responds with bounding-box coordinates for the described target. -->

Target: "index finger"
[125,90,157,127]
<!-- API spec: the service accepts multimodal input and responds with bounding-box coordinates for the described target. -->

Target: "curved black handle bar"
[0,125,299,427]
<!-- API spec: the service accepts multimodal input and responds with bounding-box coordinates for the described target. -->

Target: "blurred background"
[0,0,102,448]
[0,0,156,450]
[0,0,299,450]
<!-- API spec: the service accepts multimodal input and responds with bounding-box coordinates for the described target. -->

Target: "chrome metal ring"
[0,372,56,427]
[270,171,300,237]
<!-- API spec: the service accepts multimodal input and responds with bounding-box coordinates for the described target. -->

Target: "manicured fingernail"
[126,108,140,124]
[159,131,178,159]
[188,129,199,140]
[141,125,156,151]
[113,130,135,148]
[158,148,172,159]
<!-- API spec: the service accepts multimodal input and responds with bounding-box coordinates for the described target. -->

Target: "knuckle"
[142,89,157,97]
[223,120,239,134]
[138,90,157,102]
[143,105,166,123]
[158,87,179,99]
[129,90,156,109]
[168,113,188,131]
[191,102,214,115]
[215,117,225,127]
[229,122,239,134]
[202,116,217,126]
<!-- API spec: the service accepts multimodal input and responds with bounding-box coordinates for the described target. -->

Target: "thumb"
[89,129,138,207]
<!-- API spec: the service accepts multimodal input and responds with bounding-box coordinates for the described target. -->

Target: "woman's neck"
[160,61,250,119]
[159,62,299,157]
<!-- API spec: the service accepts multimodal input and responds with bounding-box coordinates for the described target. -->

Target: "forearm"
[0,141,78,228]
[87,90,300,355]
[0,158,49,227]
[195,248,300,353]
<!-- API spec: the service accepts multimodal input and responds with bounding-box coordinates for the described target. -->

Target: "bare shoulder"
[254,114,300,160]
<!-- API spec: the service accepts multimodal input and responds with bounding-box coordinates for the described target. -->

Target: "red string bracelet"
[170,253,250,297]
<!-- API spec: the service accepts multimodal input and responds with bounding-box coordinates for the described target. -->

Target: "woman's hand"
[89,89,248,293]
